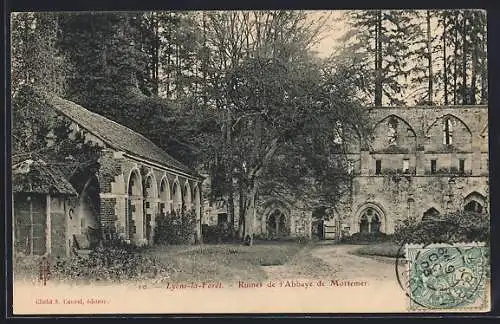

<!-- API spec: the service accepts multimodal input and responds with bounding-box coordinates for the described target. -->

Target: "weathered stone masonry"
[335,105,489,235]
[98,149,203,246]
[30,90,204,249]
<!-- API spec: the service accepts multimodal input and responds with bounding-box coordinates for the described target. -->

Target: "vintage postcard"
[10,9,490,315]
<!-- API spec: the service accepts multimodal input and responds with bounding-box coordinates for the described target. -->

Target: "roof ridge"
[33,89,198,177]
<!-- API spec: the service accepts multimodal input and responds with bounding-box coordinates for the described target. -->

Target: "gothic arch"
[144,171,158,199]
[159,175,171,214]
[143,172,158,244]
[76,175,101,243]
[126,167,143,197]
[265,209,290,238]
[184,181,192,210]
[171,178,182,212]
[426,114,473,137]
[127,167,144,244]
[372,114,417,151]
[425,114,473,151]
[373,114,417,137]
[354,202,387,233]
[422,207,440,221]
[464,191,486,213]
[261,199,292,237]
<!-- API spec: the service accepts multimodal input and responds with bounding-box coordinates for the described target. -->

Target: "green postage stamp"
[404,242,490,311]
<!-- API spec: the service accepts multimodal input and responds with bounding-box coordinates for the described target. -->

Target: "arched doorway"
[464,192,486,214]
[172,180,182,213]
[266,209,289,239]
[184,182,192,211]
[159,177,171,216]
[358,207,383,234]
[77,176,101,246]
[144,174,157,245]
[127,169,143,244]
[464,200,483,213]
[422,207,440,221]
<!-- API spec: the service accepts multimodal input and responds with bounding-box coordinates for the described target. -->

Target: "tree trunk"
[237,177,246,240]
[470,13,478,105]
[243,182,258,246]
[453,15,459,105]
[202,12,208,108]
[480,21,488,104]
[461,12,468,104]
[427,10,433,105]
[375,10,383,107]
[224,108,236,236]
[443,14,448,105]
[166,13,172,98]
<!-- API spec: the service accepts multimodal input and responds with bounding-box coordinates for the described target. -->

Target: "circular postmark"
[395,221,488,310]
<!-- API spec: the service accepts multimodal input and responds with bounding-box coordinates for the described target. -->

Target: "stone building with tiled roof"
[13,88,203,255]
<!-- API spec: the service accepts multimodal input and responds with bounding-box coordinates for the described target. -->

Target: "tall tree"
[11,12,69,97]
[349,10,414,106]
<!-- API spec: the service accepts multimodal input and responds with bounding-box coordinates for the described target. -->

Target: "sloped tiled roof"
[31,88,198,177]
[12,159,78,196]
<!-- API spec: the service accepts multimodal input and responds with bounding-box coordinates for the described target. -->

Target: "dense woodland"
[11,10,488,242]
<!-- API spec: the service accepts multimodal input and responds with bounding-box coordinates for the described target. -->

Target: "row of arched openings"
[358,193,486,233]
[371,114,478,151]
[127,169,200,244]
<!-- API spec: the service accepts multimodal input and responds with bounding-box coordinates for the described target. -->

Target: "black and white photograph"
[9,9,491,314]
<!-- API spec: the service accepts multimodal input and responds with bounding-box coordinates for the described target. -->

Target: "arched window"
[423,207,440,221]
[266,209,289,238]
[387,117,398,145]
[359,207,383,233]
[464,200,483,213]
[443,118,454,145]
[360,214,369,233]
[371,214,381,233]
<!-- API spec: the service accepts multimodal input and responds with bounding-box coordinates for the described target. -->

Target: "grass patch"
[354,242,403,258]
[146,242,304,283]
[279,247,335,279]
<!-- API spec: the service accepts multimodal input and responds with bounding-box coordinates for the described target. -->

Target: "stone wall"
[97,149,202,246]
[336,105,489,235]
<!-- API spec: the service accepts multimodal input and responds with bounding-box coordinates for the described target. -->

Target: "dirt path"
[263,244,396,282]
[311,244,395,281]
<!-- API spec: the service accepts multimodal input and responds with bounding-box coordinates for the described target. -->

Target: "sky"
[309,11,350,58]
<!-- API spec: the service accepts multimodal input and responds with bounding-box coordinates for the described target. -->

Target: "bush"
[393,210,490,244]
[154,207,197,245]
[355,242,404,258]
[201,222,235,244]
[340,231,393,244]
[14,253,47,280]
[53,244,171,283]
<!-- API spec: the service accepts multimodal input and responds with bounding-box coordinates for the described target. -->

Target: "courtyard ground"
[143,241,398,284]
[14,241,401,285]
[143,241,332,283]
[261,243,397,282]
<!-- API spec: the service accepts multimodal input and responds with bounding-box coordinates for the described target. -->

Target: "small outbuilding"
[13,159,78,257]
